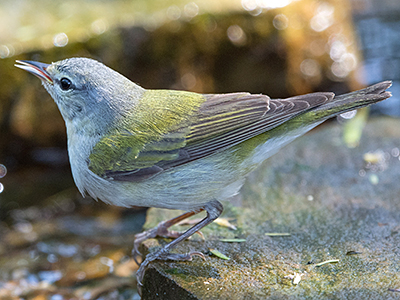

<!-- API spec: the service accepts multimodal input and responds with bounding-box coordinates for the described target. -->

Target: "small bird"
[15,58,391,291]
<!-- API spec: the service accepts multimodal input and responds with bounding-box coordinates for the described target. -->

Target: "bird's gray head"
[16,58,145,135]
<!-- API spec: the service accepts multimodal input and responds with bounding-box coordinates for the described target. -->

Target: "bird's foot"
[136,248,205,293]
[132,211,202,265]
[133,200,223,296]
[133,221,188,263]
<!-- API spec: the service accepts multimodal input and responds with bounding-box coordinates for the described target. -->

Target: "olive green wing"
[160,92,333,168]
[88,89,205,180]
[90,129,190,181]
[90,91,333,182]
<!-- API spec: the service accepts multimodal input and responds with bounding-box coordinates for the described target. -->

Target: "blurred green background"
[0,0,380,202]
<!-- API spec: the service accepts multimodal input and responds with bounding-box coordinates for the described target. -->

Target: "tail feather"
[310,81,392,120]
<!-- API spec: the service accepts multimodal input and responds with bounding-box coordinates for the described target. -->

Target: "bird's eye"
[60,77,72,91]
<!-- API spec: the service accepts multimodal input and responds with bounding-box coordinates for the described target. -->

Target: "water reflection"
[100,256,115,273]
[38,270,63,283]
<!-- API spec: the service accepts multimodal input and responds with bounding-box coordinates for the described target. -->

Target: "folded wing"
[90,91,333,181]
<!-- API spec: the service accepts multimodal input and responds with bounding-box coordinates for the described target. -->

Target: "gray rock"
[141,117,400,299]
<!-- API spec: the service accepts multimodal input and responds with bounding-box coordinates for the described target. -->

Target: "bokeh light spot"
[167,5,181,20]
[300,58,320,77]
[391,147,399,157]
[0,45,10,58]
[227,25,247,46]
[340,110,357,119]
[53,33,69,47]
[258,0,295,9]
[241,0,258,11]
[91,19,108,35]
[310,3,334,32]
[0,164,7,178]
[183,2,199,19]
[273,14,289,30]
[181,73,197,89]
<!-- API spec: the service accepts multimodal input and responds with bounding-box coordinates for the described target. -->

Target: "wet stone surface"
[0,188,146,299]
[140,117,400,300]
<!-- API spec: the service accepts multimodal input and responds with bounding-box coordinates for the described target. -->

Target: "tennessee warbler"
[15,58,391,291]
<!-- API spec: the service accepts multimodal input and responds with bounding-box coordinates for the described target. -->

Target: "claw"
[132,248,142,266]
[132,211,200,265]
[191,251,207,261]
[195,230,205,240]
[136,250,206,289]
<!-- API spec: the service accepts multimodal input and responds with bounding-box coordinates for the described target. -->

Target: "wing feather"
[98,91,334,181]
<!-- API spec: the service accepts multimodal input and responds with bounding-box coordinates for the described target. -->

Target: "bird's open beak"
[15,60,53,84]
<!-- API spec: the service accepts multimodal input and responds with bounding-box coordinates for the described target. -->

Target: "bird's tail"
[309,81,392,121]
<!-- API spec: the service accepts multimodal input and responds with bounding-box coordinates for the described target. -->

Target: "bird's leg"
[136,200,223,294]
[132,210,200,264]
